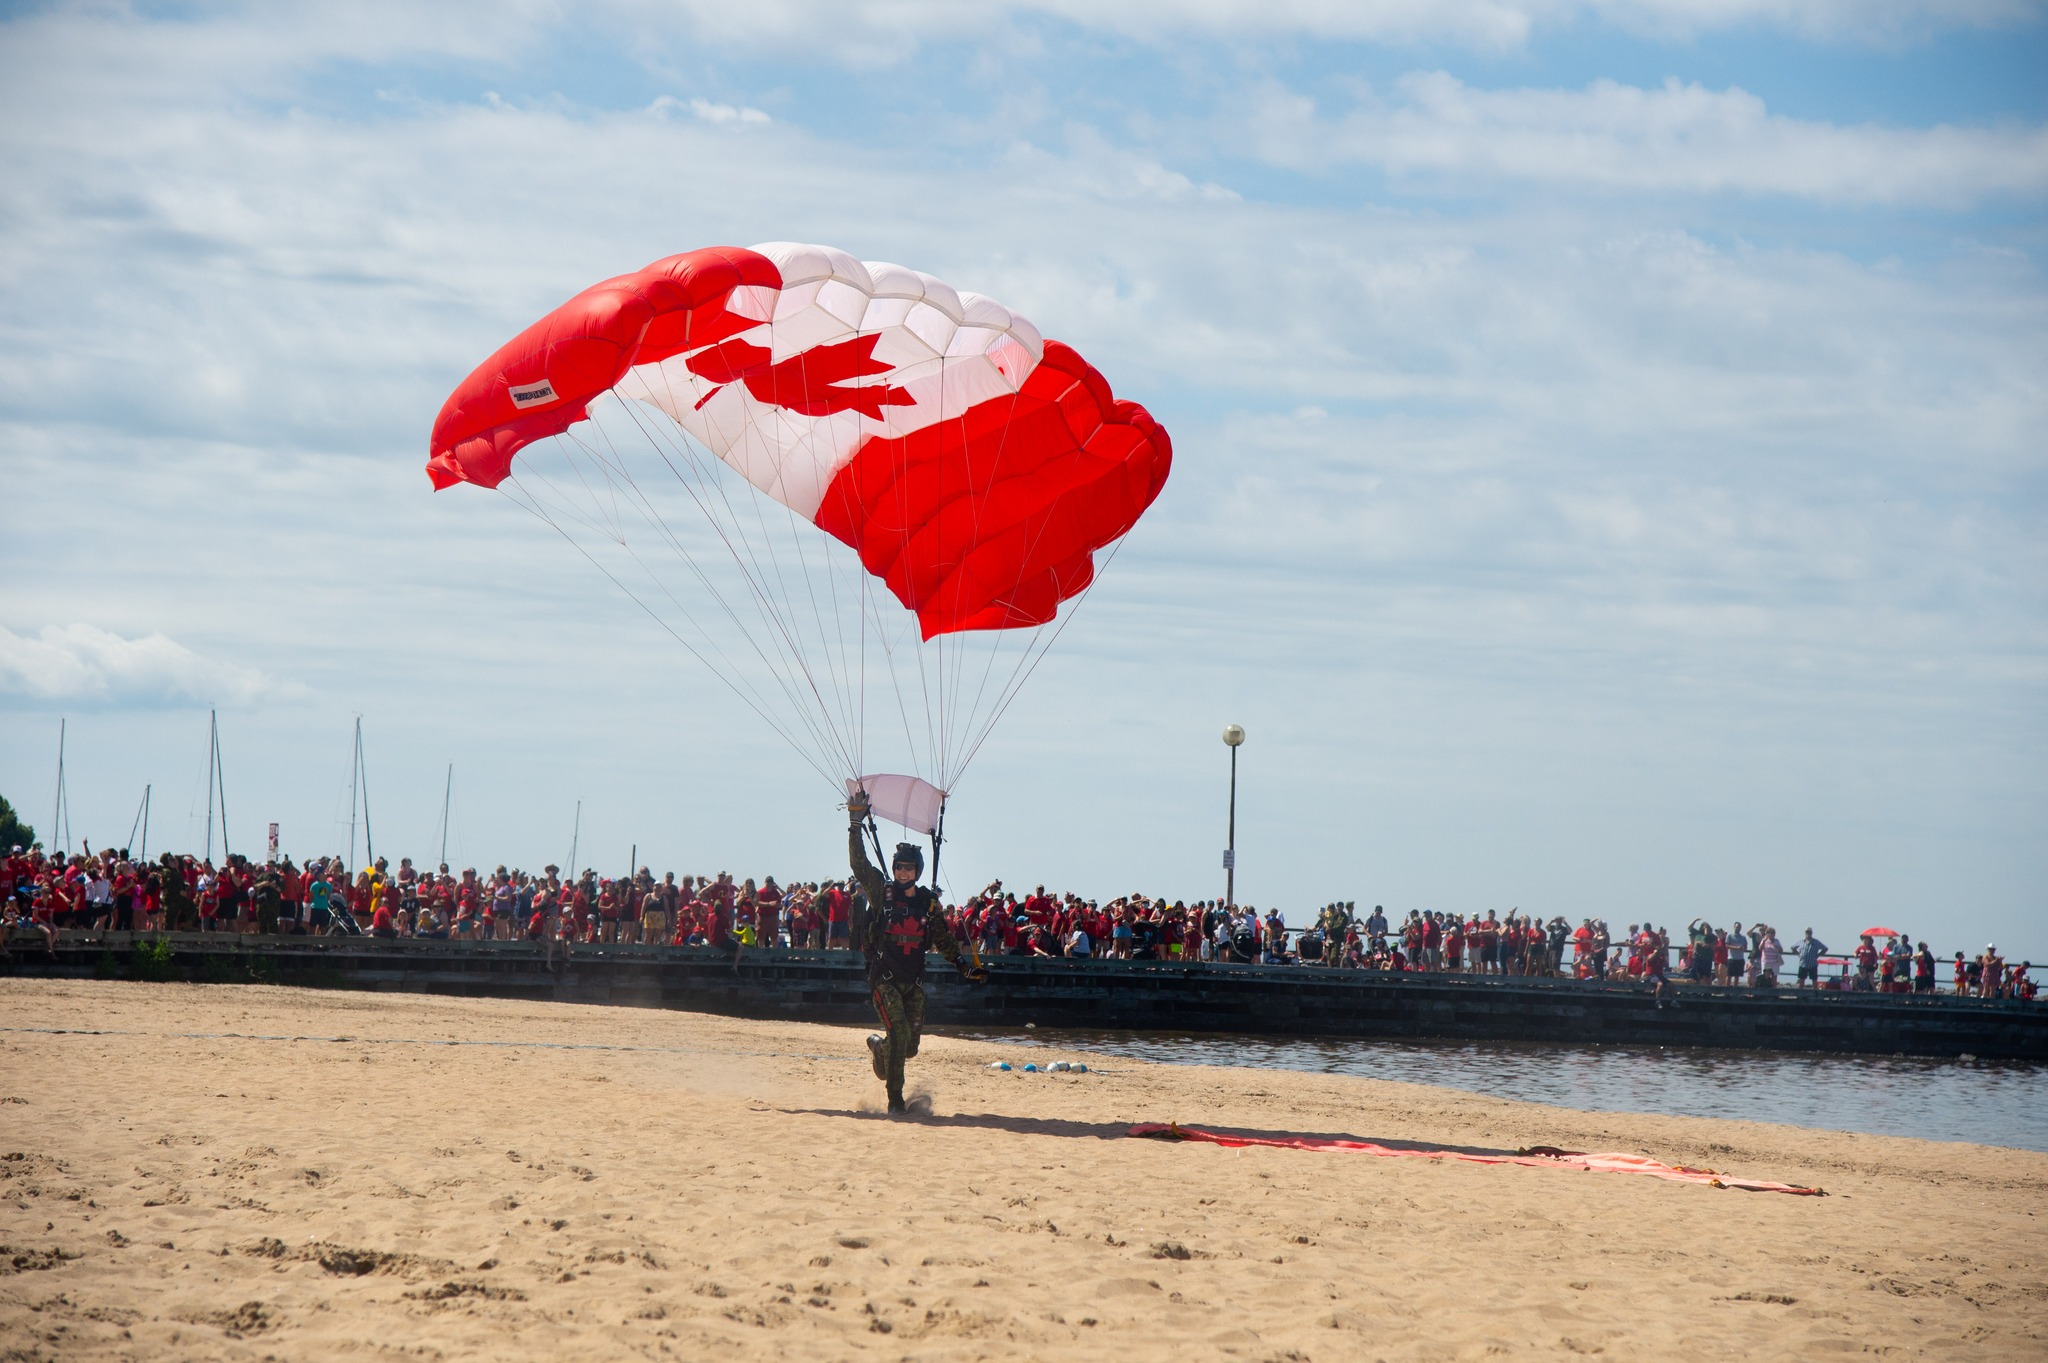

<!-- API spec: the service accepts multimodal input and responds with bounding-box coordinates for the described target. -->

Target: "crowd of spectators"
[1,842,2035,1002]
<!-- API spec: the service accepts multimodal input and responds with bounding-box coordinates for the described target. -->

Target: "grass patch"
[199,952,279,985]
[130,939,178,982]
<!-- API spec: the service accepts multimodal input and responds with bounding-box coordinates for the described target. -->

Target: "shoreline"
[4,978,2045,1360]
[954,1027,2048,1153]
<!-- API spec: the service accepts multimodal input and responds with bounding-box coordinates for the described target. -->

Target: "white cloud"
[0,2,2041,948]
[649,95,770,124]
[4,0,2033,99]
[1559,0,2040,44]
[615,0,2040,51]
[1245,73,2048,206]
[1006,126,1243,203]
[0,625,277,707]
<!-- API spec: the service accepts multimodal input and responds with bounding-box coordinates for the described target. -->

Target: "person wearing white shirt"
[1758,928,1784,986]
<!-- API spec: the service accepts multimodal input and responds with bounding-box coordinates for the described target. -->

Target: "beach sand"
[1,979,2042,1361]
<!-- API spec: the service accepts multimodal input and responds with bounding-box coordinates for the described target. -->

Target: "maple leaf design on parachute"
[686,333,916,420]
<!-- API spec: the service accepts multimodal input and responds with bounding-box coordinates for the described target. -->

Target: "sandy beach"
[2,979,2043,1361]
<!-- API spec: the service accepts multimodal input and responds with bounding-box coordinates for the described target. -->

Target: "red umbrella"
[1861,926,1902,938]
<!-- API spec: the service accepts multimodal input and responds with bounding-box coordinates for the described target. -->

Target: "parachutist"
[845,789,977,1113]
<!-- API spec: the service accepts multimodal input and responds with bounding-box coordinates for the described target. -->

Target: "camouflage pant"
[870,979,926,1100]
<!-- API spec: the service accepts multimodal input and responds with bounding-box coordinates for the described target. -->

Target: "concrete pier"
[14,932,2045,1060]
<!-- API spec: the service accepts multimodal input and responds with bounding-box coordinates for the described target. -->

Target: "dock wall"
[14,933,2044,1061]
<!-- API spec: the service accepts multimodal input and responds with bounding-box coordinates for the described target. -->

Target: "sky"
[2,0,2043,956]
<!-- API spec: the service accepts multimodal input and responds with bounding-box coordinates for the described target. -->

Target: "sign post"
[1222,724,1245,907]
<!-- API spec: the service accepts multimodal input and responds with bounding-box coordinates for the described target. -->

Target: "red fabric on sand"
[1127,1123,1823,1195]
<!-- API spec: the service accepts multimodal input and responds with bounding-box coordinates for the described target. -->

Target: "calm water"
[957,1029,2048,1152]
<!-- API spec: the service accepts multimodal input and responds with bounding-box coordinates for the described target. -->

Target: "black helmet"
[892,843,925,875]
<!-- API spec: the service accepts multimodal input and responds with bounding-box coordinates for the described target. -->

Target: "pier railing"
[9,930,2044,1061]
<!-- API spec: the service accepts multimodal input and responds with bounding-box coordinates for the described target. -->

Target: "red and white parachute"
[428,243,1171,813]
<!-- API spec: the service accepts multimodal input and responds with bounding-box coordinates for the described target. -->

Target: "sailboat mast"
[51,718,69,856]
[205,711,216,863]
[213,710,229,861]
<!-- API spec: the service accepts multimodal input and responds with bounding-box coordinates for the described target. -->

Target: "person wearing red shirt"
[704,873,737,912]
[792,890,820,950]
[756,876,784,948]
[130,872,150,931]
[17,879,57,951]
[1854,935,1879,991]
[824,881,851,949]
[52,868,81,931]
[1643,928,1668,977]
[272,860,300,933]
[806,883,828,949]
[735,879,759,940]
[1469,913,1495,975]
[1913,942,1936,995]
[196,869,221,932]
[1022,887,1053,925]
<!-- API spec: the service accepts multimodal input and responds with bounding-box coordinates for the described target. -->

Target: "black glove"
[956,960,988,984]
[846,791,870,824]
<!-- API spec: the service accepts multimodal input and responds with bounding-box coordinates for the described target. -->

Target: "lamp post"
[1222,724,1245,907]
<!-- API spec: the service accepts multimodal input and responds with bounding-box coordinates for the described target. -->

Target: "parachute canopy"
[430,243,1171,641]
[845,773,947,837]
